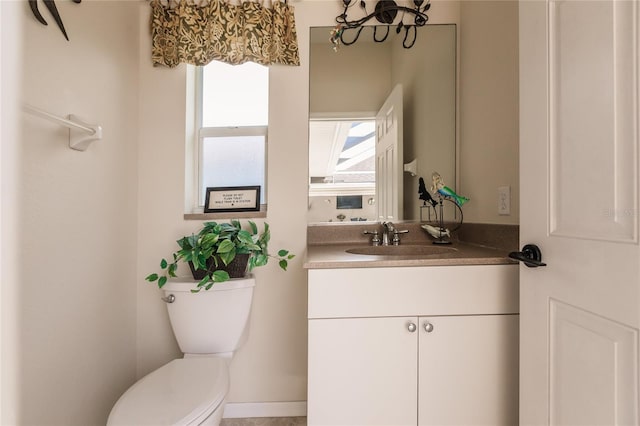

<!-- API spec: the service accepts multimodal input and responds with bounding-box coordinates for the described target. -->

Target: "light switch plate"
[498,186,511,215]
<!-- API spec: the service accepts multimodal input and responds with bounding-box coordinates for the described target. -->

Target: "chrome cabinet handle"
[161,294,175,304]
[423,322,434,333]
[407,322,417,332]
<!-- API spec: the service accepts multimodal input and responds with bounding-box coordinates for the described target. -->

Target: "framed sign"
[204,186,261,213]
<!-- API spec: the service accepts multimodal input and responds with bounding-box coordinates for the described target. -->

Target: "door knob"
[407,322,417,332]
[508,244,547,268]
[423,322,434,333]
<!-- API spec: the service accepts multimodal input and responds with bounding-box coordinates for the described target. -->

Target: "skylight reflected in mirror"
[309,119,375,192]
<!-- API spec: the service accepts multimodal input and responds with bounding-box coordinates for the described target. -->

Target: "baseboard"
[222,401,307,418]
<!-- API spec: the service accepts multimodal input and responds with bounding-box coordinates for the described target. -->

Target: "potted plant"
[146,220,294,292]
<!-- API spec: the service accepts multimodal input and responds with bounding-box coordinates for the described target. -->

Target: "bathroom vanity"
[304,224,519,426]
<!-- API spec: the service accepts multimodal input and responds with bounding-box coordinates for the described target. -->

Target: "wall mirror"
[308,24,457,224]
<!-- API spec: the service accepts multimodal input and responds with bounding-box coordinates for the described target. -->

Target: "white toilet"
[107,276,255,426]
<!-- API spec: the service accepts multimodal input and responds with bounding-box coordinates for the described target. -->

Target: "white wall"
[392,24,457,221]
[17,1,139,424]
[310,39,392,114]
[459,1,519,224]
[1,2,22,424]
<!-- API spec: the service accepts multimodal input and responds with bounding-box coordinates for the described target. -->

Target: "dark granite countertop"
[304,222,519,269]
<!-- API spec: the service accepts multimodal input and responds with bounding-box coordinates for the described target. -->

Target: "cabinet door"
[308,316,418,426]
[418,315,519,426]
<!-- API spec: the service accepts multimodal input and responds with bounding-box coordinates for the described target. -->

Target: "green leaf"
[287,254,296,260]
[200,233,219,247]
[168,263,178,277]
[181,250,193,262]
[277,249,289,257]
[198,275,211,288]
[219,249,236,266]
[259,224,271,245]
[160,259,168,269]
[158,276,168,288]
[254,253,268,267]
[190,288,201,293]
[279,259,288,271]
[248,220,258,235]
[145,273,158,282]
[231,219,241,229]
[220,222,237,234]
[176,236,189,249]
[237,230,254,245]
[217,239,235,253]
[196,254,207,270]
[212,270,230,282]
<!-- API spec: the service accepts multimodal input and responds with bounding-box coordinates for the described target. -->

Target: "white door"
[519,1,639,424]
[376,84,404,221]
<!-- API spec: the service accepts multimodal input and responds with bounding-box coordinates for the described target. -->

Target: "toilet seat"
[107,357,229,426]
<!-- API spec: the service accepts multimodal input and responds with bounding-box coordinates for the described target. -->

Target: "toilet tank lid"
[164,275,255,292]
[107,357,228,426]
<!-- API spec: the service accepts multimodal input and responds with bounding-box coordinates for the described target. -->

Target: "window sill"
[184,206,267,221]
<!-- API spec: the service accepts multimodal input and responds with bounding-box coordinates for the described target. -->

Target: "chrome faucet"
[382,221,409,246]
[364,222,409,246]
[382,221,395,246]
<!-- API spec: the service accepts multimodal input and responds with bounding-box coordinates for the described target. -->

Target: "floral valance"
[150,0,300,67]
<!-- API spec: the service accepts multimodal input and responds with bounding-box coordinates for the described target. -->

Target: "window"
[190,61,268,214]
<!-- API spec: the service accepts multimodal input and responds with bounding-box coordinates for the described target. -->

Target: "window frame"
[187,65,268,217]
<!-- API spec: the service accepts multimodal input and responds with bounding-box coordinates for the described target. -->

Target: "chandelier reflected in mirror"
[331,0,431,50]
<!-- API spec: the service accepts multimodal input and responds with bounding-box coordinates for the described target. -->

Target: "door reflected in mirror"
[308,24,456,224]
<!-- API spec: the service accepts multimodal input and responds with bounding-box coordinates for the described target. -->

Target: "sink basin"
[346,245,457,256]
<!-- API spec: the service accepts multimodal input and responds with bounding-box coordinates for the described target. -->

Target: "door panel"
[548,0,637,242]
[307,316,417,426]
[550,300,638,425]
[418,315,519,426]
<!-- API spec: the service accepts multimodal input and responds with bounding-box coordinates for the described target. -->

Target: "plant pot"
[189,253,250,280]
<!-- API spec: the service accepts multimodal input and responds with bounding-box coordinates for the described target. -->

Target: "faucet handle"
[363,230,381,246]
[392,229,409,245]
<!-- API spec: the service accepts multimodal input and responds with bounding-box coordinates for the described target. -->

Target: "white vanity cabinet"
[307,265,519,426]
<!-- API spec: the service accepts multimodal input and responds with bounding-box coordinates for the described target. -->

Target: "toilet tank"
[162,276,255,355]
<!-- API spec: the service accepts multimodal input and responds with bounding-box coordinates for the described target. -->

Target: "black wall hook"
[29,0,81,41]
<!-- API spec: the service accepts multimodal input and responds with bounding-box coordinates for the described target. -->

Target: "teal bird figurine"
[431,172,469,206]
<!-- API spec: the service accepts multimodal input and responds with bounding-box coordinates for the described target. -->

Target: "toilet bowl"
[107,357,228,426]
[107,277,255,426]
